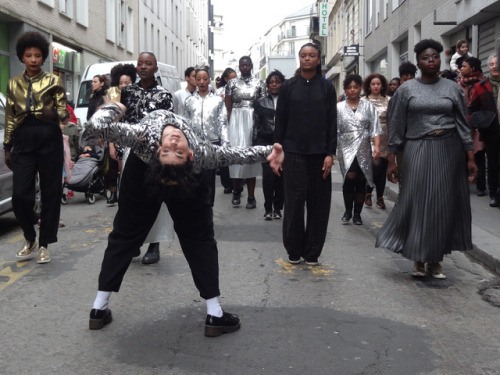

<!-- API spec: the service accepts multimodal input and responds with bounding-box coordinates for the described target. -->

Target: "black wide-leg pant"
[262,161,284,212]
[282,153,332,262]
[97,152,220,300]
[11,118,63,246]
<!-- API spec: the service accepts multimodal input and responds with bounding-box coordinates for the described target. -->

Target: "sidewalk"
[384,181,500,275]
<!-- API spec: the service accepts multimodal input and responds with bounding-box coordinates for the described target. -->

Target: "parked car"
[0,92,41,218]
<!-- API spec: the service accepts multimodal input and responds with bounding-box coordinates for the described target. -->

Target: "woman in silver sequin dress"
[337,74,381,226]
[362,73,390,209]
[225,56,266,208]
[375,39,477,279]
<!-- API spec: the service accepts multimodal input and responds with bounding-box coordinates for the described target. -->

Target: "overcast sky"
[216,0,316,55]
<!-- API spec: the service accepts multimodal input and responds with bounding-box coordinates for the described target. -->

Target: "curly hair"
[217,68,236,88]
[144,156,198,198]
[110,63,137,87]
[16,31,50,63]
[463,56,482,73]
[398,61,417,78]
[363,73,388,97]
[414,39,443,59]
[266,70,285,86]
[343,74,363,90]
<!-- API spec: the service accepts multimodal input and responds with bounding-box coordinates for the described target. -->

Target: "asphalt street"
[0,167,499,375]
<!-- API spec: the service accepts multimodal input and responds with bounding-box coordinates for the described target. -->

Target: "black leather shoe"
[246,197,256,209]
[341,211,352,224]
[89,308,113,330]
[489,198,499,207]
[353,214,363,225]
[205,311,241,337]
[142,243,160,264]
[223,188,233,194]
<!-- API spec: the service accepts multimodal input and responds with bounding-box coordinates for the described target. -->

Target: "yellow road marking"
[0,261,33,291]
[275,258,334,276]
[5,234,24,244]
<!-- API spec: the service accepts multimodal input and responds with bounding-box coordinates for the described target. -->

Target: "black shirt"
[274,74,337,155]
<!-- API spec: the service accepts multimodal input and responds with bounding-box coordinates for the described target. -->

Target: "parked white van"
[74,61,181,125]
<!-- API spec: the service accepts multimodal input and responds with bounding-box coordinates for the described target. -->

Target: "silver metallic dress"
[184,92,229,145]
[87,103,272,173]
[375,78,474,262]
[336,99,382,186]
[225,76,267,178]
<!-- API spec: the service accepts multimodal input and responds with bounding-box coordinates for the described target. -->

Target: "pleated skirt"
[375,131,472,262]
[228,107,261,179]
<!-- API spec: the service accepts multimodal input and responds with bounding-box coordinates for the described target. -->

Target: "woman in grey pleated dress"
[375,39,477,279]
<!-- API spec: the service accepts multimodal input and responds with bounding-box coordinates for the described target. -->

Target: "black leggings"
[366,157,388,198]
[343,158,366,214]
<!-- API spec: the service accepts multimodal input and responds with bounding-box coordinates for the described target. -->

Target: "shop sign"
[319,2,329,37]
[344,45,359,56]
[52,46,66,68]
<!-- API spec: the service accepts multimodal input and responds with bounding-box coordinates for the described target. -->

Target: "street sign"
[344,45,359,56]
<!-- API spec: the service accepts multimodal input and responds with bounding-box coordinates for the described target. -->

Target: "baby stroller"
[61,144,109,204]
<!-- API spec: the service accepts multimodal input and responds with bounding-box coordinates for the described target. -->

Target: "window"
[119,0,126,47]
[59,0,73,17]
[384,0,388,19]
[365,0,372,35]
[375,0,380,27]
[127,6,134,52]
[392,0,406,11]
[76,0,89,27]
[106,0,116,42]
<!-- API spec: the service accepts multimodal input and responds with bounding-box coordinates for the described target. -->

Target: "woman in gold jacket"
[3,31,68,264]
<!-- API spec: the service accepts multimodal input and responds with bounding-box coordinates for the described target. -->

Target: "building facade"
[0,0,139,102]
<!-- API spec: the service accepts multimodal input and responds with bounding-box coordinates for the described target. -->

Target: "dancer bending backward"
[273,43,337,266]
[376,39,477,279]
[87,103,283,336]
[337,74,381,226]
[225,56,267,208]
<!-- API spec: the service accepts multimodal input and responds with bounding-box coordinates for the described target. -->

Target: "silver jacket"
[184,92,229,145]
[86,103,271,173]
[225,76,267,108]
[337,99,382,186]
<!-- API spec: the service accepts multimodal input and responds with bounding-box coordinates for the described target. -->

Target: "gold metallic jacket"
[4,70,68,147]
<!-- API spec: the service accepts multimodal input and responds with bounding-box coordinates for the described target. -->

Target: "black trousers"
[98,152,220,299]
[282,153,332,262]
[485,140,500,199]
[11,118,63,246]
[475,150,486,193]
[219,166,231,190]
[262,161,284,211]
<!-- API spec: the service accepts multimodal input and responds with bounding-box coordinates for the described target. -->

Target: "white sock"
[206,297,223,317]
[92,291,111,310]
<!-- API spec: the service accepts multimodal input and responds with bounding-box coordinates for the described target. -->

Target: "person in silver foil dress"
[225,56,267,208]
[361,73,390,209]
[86,102,281,336]
[375,39,477,279]
[337,74,381,226]
[184,66,229,205]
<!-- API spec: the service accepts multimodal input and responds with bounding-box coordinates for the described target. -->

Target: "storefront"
[52,41,80,105]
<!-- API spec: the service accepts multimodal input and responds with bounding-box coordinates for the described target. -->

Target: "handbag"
[469,110,497,130]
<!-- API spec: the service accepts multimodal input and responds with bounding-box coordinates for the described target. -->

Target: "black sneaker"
[89,308,113,330]
[205,311,241,337]
[353,214,363,225]
[246,197,256,209]
[341,211,352,224]
[264,211,273,221]
[273,210,282,219]
[232,192,241,206]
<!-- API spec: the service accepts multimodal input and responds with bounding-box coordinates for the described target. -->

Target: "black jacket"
[253,95,276,146]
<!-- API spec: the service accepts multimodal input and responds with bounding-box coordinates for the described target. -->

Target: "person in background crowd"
[362,73,389,210]
[376,39,477,279]
[450,39,472,75]
[439,69,456,81]
[86,103,283,336]
[399,61,417,84]
[214,67,237,194]
[4,31,69,264]
[118,52,175,265]
[86,74,110,120]
[387,77,400,97]
[184,66,229,206]
[225,56,266,208]
[103,63,137,206]
[273,43,337,266]
[337,74,381,226]
[253,70,285,220]
[458,56,487,196]
[468,54,500,208]
[173,67,196,116]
